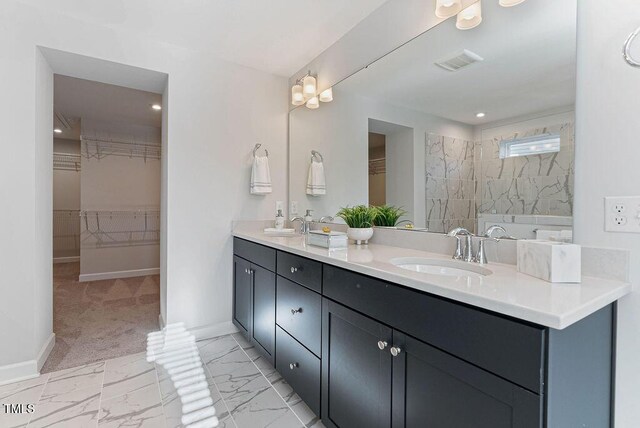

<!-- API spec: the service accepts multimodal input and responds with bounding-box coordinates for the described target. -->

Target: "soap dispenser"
[304,209,314,223]
[275,209,285,230]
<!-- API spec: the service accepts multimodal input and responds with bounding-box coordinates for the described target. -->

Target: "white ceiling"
[53,74,162,140]
[339,0,577,125]
[25,0,388,77]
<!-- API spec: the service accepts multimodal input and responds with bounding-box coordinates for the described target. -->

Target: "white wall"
[574,1,640,426]
[289,90,472,226]
[385,128,414,219]
[0,1,287,379]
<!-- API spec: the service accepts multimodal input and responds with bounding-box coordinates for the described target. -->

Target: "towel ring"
[311,150,323,162]
[623,26,640,67]
[253,143,269,157]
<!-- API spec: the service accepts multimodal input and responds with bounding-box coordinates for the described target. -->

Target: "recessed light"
[53,128,62,134]
[151,104,162,111]
[476,112,486,118]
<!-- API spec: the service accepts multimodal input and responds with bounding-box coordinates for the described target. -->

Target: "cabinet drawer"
[276,277,321,356]
[277,251,322,293]
[276,326,321,416]
[234,238,276,271]
[323,265,545,393]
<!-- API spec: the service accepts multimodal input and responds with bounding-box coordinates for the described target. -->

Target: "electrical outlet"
[290,201,299,216]
[605,196,640,233]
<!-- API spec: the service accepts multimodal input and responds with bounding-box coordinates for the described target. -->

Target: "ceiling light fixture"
[499,0,526,7]
[476,112,486,118]
[151,104,162,111]
[456,1,482,30]
[291,71,333,109]
[53,128,62,134]
[435,0,462,18]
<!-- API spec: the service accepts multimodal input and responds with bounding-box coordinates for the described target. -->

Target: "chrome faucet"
[319,216,334,223]
[475,225,508,265]
[290,216,311,234]
[447,227,474,262]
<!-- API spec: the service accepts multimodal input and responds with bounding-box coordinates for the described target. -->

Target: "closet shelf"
[53,152,81,171]
[81,136,161,161]
[53,210,81,251]
[369,157,386,175]
[80,209,160,248]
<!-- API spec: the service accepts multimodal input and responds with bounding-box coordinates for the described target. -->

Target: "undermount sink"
[390,257,492,277]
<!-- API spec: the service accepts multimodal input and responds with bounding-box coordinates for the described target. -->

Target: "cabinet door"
[322,299,393,428]
[251,263,275,361]
[392,331,542,428]
[233,256,251,333]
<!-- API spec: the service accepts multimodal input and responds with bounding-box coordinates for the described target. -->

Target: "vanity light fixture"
[435,0,462,18]
[456,1,482,30]
[53,128,62,134]
[476,112,486,118]
[151,104,162,111]
[499,0,526,7]
[291,71,333,109]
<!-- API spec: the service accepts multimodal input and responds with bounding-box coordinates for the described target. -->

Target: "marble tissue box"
[517,240,581,283]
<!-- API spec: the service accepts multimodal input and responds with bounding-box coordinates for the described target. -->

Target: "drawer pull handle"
[377,341,388,350]
[290,267,298,273]
[390,346,402,357]
[289,362,299,370]
[291,308,303,315]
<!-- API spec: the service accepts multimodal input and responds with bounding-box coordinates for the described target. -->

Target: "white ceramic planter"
[347,227,374,245]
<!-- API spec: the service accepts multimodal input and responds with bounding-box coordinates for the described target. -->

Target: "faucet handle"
[452,236,464,260]
[474,236,499,264]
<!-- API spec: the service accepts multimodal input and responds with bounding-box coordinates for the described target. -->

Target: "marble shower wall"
[477,122,575,218]
[425,134,476,233]
[425,122,574,233]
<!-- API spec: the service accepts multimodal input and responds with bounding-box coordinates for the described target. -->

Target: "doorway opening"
[46,69,165,372]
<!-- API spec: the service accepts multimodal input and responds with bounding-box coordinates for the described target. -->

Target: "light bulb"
[476,112,486,118]
[456,1,482,30]
[151,104,162,110]
[291,85,305,106]
[306,96,319,109]
[319,87,333,102]
[53,128,62,134]
[499,0,526,7]
[303,75,317,98]
[435,0,462,18]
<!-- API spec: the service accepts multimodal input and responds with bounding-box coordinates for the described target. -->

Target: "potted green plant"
[336,205,377,245]
[372,205,407,227]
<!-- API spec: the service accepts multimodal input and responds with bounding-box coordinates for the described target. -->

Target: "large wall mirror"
[289,0,577,239]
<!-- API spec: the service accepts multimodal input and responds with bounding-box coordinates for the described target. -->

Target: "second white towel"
[306,159,326,196]
[250,156,272,195]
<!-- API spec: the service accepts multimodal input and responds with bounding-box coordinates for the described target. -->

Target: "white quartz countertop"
[233,228,631,330]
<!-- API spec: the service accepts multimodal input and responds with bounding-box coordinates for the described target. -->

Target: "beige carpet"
[42,262,160,373]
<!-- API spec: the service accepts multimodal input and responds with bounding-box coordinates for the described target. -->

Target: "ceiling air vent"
[434,49,484,72]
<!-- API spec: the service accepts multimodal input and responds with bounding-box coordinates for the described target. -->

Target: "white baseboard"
[53,256,80,264]
[190,321,239,341]
[79,267,160,282]
[0,333,55,386]
[158,313,165,330]
[36,333,56,372]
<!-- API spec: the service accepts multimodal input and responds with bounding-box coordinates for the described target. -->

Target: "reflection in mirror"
[289,0,577,240]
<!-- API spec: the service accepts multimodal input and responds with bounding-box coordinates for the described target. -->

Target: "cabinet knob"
[248,269,253,275]
[390,346,402,357]
[290,267,298,273]
[291,307,303,315]
[377,341,388,350]
[244,269,249,274]
[289,362,299,370]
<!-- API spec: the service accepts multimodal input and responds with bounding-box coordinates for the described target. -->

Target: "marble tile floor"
[43,262,160,373]
[0,333,324,428]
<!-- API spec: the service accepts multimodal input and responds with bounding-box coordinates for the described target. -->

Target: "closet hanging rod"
[311,150,324,162]
[623,26,640,67]
[253,143,269,157]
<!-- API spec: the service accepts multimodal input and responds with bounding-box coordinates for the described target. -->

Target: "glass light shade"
[303,75,317,98]
[456,1,482,30]
[306,96,320,109]
[435,0,462,18]
[499,0,526,6]
[291,84,305,106]
[319,87,333,102]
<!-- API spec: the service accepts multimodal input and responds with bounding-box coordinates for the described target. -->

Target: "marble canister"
[517,240,581,283]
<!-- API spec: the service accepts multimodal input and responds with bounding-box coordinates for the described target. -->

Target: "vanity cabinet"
[232,238,277,364]
[232,238,615,428]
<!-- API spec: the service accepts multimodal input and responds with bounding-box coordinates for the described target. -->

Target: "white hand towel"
[306,159,326,196]
[250,156,272,195]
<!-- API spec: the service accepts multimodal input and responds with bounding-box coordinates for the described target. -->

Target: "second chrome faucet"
[447,225,508,265]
